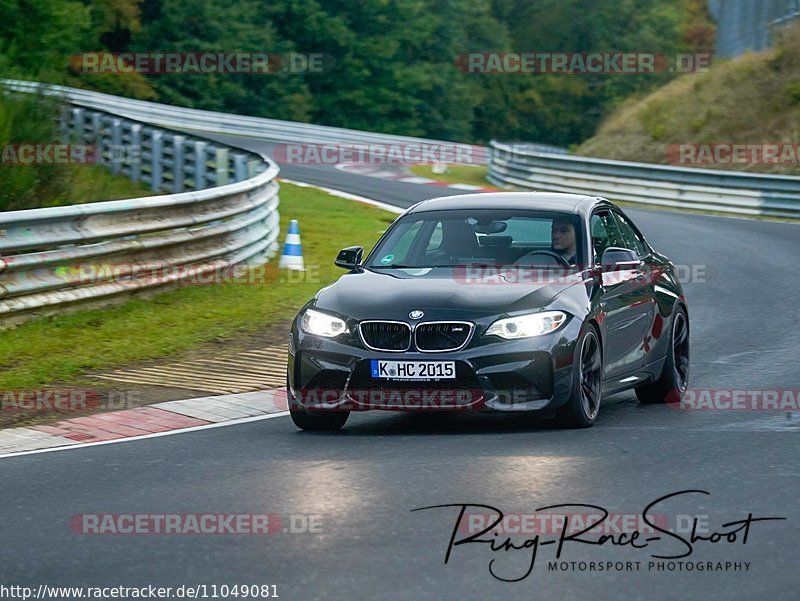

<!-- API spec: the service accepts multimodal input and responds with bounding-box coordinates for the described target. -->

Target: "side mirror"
[601,247,641,270]
[335,246,364,271]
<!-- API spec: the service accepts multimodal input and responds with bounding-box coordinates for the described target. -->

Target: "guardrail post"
[130,124,142,182]
[110,118,122,175]
[151,131,163,191]
[70,107,84,141]
[194,141,207,190]
[233,153,247,182]
[215,148,229,186]
[90,112,102,145]
[247,159,259,178]
[58,106,70,141]
[172,135,185,192]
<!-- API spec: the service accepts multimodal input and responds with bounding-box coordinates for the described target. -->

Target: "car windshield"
[365,209,584,269]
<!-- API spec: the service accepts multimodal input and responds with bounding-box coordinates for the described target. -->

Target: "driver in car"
[551,217,577,265]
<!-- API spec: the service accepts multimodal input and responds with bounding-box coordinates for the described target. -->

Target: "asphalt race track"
[1,135,798,599]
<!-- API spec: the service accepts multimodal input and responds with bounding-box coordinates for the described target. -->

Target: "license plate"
[371,360,456,380]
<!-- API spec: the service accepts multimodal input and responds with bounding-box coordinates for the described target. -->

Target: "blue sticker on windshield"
[381,254,395,264]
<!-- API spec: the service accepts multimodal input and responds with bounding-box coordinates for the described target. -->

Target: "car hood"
[314,266,586,320]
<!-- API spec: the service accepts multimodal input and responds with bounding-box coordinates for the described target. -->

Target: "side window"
[612,211,648,257]
[590,211,622,262]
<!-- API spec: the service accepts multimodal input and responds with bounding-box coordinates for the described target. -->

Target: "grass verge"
[57,165,156,205]
[0,182,396,391]
[576,24,800,175]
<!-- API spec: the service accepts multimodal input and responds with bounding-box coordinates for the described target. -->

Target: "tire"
[289,407,349,431]
[287,373,350,431]
[635,306,689,404]
[556,326,603,428]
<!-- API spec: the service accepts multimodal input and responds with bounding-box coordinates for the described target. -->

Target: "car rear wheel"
[287,374,350,431]
[635,307,689,404]
[557,327,602,428]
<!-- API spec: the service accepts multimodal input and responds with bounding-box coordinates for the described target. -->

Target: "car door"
[591,209,653,379]
[610,209,659,365]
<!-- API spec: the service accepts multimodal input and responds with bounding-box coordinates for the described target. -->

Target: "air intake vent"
[415,322,473,352]
[359,321,412,351]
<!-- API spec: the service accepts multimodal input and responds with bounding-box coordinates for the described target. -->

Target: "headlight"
[301,308,348,337]
[486,311,567,339]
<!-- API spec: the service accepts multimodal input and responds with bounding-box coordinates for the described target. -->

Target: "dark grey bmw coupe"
[286,192,689,430]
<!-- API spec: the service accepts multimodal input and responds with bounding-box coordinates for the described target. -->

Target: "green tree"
[486,0,710,144]
[134,0,312,120]
[0,0,90,80]
[0,91,73,211]
[0,0,716,149]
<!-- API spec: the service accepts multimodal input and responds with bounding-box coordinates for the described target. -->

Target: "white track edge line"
[0,411,290,460]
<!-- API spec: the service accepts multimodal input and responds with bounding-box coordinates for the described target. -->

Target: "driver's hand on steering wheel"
[513,249,572,268]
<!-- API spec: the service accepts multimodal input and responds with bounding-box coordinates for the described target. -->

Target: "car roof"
[406,192,608,217]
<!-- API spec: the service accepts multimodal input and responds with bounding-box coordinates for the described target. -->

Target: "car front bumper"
[287,317,582,413]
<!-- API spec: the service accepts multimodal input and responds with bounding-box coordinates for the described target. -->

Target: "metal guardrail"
[1,80,495,160]
[2,80,570,164]
[0,104,281,326]
[710,0,800,58]
[489,141,800,219]
[63,106,268,192]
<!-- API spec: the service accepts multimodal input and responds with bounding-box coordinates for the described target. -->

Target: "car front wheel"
[289,407,349,431]
[287,374,350,431]
[557,326,603,428]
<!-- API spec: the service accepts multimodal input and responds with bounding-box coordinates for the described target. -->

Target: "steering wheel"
[514,249,571,268]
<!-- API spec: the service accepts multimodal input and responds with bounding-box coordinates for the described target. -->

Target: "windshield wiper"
[369,264,425,269]
[432,263,497,268]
